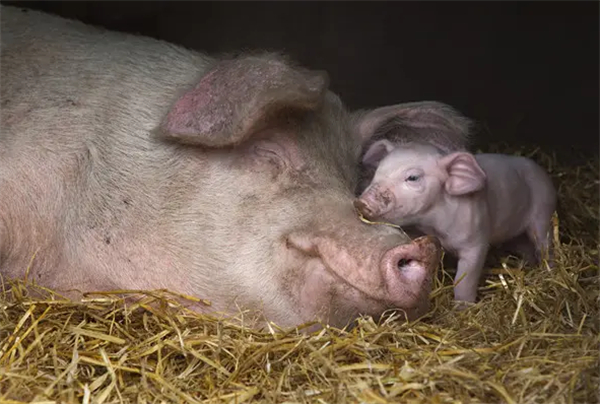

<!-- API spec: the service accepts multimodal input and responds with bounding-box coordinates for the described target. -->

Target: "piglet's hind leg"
[526,213,554,268]
[496,233,538,265]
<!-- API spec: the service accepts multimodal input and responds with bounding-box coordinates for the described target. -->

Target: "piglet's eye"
[406,175,420,182]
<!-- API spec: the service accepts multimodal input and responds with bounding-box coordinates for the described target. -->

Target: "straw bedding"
[1,145,598,404]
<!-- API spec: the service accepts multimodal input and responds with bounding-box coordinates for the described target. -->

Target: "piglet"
[354,140,556,303]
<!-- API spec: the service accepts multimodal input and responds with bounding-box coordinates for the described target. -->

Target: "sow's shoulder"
[0,5,212,125]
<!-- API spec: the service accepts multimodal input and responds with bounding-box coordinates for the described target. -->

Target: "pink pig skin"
[0,6,461,329]
[355,141,557,303]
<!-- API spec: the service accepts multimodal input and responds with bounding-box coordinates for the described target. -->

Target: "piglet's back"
[475,154,554,244]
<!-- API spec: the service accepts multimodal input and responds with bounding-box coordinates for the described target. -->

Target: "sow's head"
[155,53,459,329]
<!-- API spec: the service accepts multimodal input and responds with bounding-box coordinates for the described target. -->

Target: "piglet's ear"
[439,152,486,195]
[361,139,395,167]
[161,54,328,147]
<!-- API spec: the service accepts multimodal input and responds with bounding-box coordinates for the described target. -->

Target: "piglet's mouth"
[353,187,395,220]
[355,208,410,239]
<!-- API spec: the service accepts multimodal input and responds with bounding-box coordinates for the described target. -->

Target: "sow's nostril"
[380,235,442,314]
[382,235,442,286]
[387,236,441,268]
[397,258,413,270]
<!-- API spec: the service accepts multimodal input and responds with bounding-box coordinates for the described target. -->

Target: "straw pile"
[1,145,598,404]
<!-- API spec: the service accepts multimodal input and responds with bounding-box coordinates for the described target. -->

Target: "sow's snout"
[288,218,442,325]
[380,235,442,309]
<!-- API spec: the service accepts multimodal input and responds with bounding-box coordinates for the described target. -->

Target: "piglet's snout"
[381,235,442,301]
[354,185,395,219]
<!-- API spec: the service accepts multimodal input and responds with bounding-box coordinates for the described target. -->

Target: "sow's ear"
[439,152,486,196]
[361,139,395,167]
[161,54,329,147]
[354,101,472,153]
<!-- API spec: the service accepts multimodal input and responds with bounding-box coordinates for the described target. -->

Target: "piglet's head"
[355,140,444,223]
[355,141,487,224]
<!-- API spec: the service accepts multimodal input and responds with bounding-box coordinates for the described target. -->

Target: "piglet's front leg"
[453,243,489,304]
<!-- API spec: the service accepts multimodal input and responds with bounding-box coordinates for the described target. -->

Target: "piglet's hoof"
[452,300,476,312]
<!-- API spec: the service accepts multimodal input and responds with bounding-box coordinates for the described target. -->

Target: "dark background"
[3,1,599,164]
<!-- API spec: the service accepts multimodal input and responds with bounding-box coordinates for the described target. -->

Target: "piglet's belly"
[488,207,532,245]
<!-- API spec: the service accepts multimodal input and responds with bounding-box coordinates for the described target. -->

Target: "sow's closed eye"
[254,145,287,170]
[249,137,305,172]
